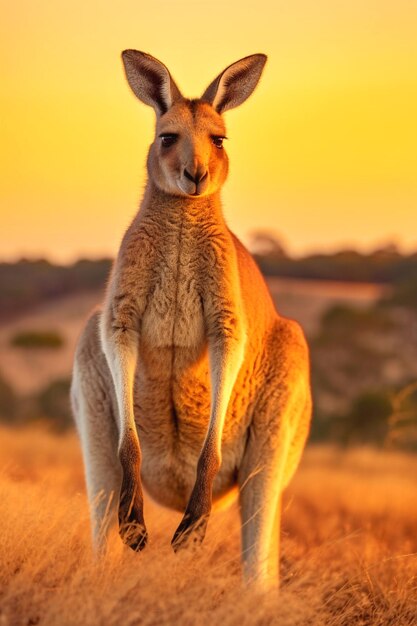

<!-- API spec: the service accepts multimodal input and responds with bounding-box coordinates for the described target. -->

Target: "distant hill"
[0,259,111,321]
[254,247,417,284]
[1,244,417,321]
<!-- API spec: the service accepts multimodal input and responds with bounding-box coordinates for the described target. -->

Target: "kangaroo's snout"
[184,166,207,185]
[183,164,208,195]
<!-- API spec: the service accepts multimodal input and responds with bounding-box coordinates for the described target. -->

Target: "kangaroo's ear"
[201,54,267,114]
[121,50,182,116]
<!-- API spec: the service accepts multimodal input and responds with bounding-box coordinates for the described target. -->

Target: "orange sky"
[1,0,416,261]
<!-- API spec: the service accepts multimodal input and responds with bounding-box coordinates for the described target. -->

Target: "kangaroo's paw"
[171,512,209,552]
[119,518,148,552]
[118,493,148,552]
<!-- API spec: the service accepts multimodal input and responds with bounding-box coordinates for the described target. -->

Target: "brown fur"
[71,50,312,588]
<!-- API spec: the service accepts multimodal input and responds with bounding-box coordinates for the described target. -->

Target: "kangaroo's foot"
[117,431,148,552]
[118,485,148,551]
[171,510,209,552]
[119,517,148,552]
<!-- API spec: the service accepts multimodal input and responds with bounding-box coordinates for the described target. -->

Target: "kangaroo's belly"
[134,348,253,511]
[136,251,213,445]
[140,439,240,511]
[132,244,253,511]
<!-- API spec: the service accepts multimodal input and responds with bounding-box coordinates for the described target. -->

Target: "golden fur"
[71,50,312,589]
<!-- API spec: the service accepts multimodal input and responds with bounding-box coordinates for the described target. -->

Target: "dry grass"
[0,426,416,626]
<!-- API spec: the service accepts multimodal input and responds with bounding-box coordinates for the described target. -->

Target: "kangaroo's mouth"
[177,178,208,197]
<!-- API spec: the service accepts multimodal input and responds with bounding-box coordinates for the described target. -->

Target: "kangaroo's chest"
[140,223,205,352]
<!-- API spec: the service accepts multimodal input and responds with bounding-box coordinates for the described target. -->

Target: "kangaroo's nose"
[184,167,208,185]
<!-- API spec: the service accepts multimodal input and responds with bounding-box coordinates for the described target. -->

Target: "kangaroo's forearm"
[101,325,139,439]
[100,298,148,550]
[207,335,246,450]
[100,240,153,435]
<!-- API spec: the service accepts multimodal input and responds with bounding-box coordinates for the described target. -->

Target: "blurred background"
[1,0,417,449]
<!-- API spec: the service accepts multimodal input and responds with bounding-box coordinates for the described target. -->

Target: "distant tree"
[249,231,288,258]
[371,242,401,256]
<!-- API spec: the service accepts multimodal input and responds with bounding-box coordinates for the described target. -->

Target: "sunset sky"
[1,0,416,261]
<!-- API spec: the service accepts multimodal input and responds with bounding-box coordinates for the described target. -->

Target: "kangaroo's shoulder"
[228,230,277,319]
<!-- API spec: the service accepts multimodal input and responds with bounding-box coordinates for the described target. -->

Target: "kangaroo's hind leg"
[71,311,122,552]
[238,409,290,589]
[238,319,311,589]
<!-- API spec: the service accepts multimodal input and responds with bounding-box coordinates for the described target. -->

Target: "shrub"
[319,304,394,337]
[11,330,64,349]
[0,374,17,421]
[332,390,393,446]
[37,378,73,431]
[387,381,417,451]
[383,276,417,310]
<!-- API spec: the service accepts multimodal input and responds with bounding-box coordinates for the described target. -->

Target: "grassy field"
[1,426,416,625]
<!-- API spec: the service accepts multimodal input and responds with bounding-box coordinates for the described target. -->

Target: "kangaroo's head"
[122,50,267,198]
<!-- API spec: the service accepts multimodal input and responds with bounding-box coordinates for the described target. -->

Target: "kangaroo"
[71,50,312,589]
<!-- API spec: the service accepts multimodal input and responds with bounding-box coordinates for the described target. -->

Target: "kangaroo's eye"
[212,136,225,149]
[160,134,178,148]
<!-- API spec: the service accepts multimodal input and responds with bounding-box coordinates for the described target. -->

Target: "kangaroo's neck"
[137,180,227,228]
